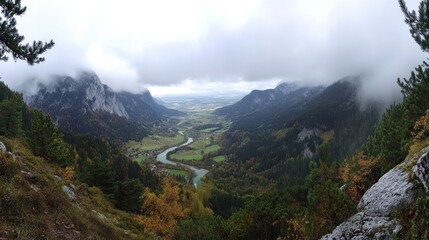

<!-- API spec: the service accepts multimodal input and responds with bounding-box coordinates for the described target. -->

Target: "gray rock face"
[62,185,76,200]
[412,150,429,193]
[297,128,321,142]
[322,147,429,240]
[321,212,401,240]
[0,141,6,152]
[92,210,107,221]
[357,168,415,216]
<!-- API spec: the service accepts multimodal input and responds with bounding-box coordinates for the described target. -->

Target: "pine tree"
[0,0,54,64]
[0,92,23,137]
[86,157,117,199]
[400,0,429,52]
[28,109,70,165]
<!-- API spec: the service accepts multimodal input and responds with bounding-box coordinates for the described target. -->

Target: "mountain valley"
[1,1,429,239]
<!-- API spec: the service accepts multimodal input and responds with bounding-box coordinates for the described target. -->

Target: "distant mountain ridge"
[215,83,325,125]
[23,71,183,141]
[213,77,382,190]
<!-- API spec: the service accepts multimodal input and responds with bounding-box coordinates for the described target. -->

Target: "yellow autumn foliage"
[340,152,379,203]
[136,177,189,238]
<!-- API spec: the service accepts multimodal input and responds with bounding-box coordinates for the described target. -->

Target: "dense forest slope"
[213,77,382,192]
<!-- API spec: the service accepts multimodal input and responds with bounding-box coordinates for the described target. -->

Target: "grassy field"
[198,144,221,154]
[125,134,185,152]
[213,155,226,162]
[133,155,147,163]
[170,150,203,161]
[170,144,221,161]
[188,139,211,149]
[166,168,189,176]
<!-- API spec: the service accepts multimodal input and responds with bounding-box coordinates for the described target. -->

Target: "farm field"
[125,134,185,152]
[213,155,226,162]
[170,150,203,161]
[165,168,189,177]
[170,144,222,161]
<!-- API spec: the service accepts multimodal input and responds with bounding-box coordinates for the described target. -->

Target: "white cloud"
[0,0,426,100]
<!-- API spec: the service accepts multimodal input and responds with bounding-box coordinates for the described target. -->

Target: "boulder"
[357,168,415,216]
[412,150,429,193]
[321,212,401,240]
[62,185,76,200]
[0,141,6,152]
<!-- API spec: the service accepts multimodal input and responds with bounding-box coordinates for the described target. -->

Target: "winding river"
[156,136,209,187]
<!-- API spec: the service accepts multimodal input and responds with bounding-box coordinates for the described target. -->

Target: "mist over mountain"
[21,71,183,141]
[215,82,325,120]
[213,77,382,190]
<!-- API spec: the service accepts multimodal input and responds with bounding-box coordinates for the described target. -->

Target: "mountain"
[28,72,131,119]
[116,90,184,120]
[24,71,182,141]
[213,77,382,192]
[215,82,310,119]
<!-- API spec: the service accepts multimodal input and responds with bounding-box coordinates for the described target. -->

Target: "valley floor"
[124,108,230,186]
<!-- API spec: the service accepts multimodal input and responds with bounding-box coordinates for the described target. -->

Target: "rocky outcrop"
[0,141,6,152]
[297,128,321,142]
[62,185,76,200]
[357,168,415,216]
[322,147,429,240]
[412,151,429,193]
[322,213,401,240]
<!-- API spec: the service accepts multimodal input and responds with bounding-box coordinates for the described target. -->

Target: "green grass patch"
[125,134,185,152]
[198,144,221,154]
[188,140,211,149]
[165,168,189,176]
[213,155,226,162]
[133,155,147,164]
[170,151,203,161]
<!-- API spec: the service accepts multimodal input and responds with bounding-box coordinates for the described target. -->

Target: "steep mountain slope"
[116,90,184,120]
[215,82,320,120]
[24,71,181,141]
[213,77,382,192]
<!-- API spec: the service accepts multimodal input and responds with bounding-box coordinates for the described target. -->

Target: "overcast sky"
[0,0,426,99]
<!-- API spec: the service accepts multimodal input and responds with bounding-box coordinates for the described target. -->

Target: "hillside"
[212,77,382,193]
[0,138,150,239]
[215,82,324,121]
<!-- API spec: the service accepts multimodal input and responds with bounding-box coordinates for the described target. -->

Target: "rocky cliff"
[322,146,429,239]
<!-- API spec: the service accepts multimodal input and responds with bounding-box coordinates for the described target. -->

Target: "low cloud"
[0,0,426,101]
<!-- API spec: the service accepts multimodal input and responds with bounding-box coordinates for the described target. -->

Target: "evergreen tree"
[86,157,117,199]
[0,0,54,64]
[115,178,143,213]
[400,0,429,52]
[28,109,70,165]
[0,92,23,137]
